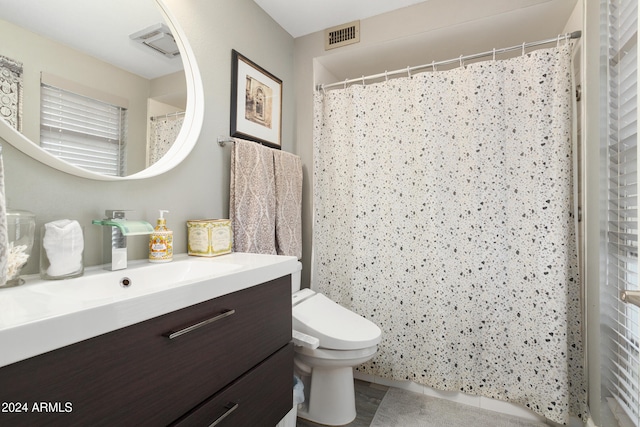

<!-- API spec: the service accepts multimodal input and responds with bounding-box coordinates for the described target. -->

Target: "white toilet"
[291,262,381,426]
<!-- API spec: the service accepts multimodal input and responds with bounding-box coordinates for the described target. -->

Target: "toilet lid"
[292,292,381,350]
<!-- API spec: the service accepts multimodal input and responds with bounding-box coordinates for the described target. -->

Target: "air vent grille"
[130,23,180,58]
[139,30,163,40]
[325,21,360,50]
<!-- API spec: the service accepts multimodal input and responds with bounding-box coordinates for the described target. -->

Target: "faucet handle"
[105,210,131,219]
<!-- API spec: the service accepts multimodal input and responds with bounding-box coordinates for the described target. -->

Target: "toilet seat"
[292,291,381,351]
[294,344,378,360]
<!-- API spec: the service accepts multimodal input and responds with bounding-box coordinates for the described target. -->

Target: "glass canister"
[39,221,84,280]
[2,209,36,287]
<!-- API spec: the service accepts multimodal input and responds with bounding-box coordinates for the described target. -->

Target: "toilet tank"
[291,262,302,293]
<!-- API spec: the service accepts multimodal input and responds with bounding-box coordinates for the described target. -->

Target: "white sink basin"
[0,252,299,369]
[30,258,242,301]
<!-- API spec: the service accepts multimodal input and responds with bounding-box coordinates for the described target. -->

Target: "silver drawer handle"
[621,290,640,308]
[166,309,236,339]
[209,402,239,427]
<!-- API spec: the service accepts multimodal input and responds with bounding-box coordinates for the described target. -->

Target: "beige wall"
[1,0,294,274]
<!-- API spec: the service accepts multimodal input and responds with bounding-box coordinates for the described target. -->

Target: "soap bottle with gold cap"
[149,210,173,263]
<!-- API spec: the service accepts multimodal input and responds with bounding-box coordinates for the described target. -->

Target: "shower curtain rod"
[150,111,185,120]
[316,31,582,91]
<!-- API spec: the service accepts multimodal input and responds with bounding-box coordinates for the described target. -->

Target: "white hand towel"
[43,219,83,277]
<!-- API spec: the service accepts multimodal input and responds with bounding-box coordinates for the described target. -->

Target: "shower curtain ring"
[557,34,561,47]
[362,75,366,86]
[522,42,526,56]
[432,60,436,71]
[385,70,388,82]
[492,48,496,61]
[459,55,464,68]
[407,66,411,78]
[344,78,348,89]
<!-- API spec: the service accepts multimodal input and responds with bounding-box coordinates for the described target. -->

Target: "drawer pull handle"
[209,402,239,427]
[166,309,236,339]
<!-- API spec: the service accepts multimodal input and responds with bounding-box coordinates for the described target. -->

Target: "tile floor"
[296,380,552,427]
[296,380,388,427]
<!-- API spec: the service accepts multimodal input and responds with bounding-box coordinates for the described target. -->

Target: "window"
[603,0,639,424]
[40,84,127,176]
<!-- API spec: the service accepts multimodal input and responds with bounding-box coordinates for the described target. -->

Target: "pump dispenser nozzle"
[156,210,169,228]
[149,210,173,263]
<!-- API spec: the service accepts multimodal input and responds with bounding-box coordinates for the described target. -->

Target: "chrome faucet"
[92,210,154,271]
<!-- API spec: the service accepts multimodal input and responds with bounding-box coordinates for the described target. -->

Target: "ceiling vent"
[325,21,360,50]
[130,23,180,58]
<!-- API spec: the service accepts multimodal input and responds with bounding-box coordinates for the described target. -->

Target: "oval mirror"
[0,0,203,180]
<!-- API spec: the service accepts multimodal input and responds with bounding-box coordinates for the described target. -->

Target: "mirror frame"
[0,0,204,181]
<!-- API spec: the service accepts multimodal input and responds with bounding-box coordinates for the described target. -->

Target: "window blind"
[40,84,127,176]
[604,0,640,423]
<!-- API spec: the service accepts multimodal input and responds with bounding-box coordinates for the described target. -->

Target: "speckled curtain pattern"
[312,45,586,424]
[147,115,184,166]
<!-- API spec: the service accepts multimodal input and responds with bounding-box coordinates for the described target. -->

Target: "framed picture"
[230,50,282,149]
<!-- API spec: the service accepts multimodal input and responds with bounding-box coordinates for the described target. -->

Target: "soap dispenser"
[149,210,173,263]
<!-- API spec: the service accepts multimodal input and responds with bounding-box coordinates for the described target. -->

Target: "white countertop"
[0,252,298,368]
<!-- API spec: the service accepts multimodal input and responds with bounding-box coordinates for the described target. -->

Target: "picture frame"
[230,50,282,149]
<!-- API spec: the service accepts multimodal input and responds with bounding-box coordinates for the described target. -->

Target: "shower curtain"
[312,45,586,424]
[147,115,184,166]
[0,55,23,131]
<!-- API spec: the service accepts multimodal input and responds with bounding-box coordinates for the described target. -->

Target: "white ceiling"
[0,0,183,80]
[253,0,430,38]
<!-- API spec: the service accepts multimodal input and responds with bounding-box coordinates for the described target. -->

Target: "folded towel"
[43,219,83,277]
[273,150,302,259]
[230,139,277,255]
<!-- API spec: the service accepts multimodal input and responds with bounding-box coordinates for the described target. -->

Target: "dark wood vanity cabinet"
[0,275,293,427]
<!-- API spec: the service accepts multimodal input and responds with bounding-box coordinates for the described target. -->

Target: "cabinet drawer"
[0,275,291,426]
[171,343,293,427]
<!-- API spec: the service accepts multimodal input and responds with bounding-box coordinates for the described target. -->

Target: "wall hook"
[217,136,235,147]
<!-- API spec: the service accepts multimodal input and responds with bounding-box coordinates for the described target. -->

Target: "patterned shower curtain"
[147,114,184,166]
[0,55,23,131]
[312,45,586,424]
